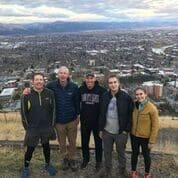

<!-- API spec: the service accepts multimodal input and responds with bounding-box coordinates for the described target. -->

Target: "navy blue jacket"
[46,79,80,124]
[99,89,134,133]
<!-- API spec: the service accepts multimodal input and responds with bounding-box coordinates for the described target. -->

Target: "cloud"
[0,0,177,23]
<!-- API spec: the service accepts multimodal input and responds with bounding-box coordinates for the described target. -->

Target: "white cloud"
[0,0,177,23]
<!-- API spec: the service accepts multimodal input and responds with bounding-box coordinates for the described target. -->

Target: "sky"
[0,0,178,24]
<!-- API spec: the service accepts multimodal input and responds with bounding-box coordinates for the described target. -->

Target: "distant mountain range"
[0,21,178,35]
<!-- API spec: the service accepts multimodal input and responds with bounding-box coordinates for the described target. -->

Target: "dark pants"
[103,130,128,169]
[81,124,102,163]
[130,134,151,173]
[24,142,50,167]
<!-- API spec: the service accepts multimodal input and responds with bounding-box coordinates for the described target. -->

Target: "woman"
[130,87,159,178]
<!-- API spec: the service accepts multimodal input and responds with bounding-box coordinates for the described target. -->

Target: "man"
[98,75,133,177]
[79,72,106,171]
[46,66,80,171]
[21,73,56,178]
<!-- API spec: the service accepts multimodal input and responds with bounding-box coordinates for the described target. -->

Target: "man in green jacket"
[21,73,57,178]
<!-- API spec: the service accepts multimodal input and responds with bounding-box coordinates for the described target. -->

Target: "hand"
[99,131,103,139]
[122,131,128,135]
[148,143,154,149]
[23,88,31,95]
[76,116,80,125]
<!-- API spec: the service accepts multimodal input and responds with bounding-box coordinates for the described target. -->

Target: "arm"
[125,96,134,133]
[20,95,29,130]
[50,91,56,127]
[149,105,159,144]
[74,85,80,118]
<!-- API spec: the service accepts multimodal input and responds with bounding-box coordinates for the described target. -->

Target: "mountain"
[0,21,178,35]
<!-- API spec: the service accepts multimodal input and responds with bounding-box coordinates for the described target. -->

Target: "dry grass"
[0,112,178,154]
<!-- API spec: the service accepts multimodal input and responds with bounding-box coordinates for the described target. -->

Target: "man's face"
[32,74,44,90]
[108,77,119,93]
[85,76,96,89]
[58,67,69,82]
[135,89,147,102]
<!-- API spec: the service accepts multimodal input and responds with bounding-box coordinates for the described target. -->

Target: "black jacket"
[99,89,133,133]
[21,88,55,130]
[79,81,106,128]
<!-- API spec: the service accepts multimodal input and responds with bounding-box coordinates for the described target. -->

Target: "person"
[79,72,106,171]
[21,73,57,178]
[130,87,159,178]
[46,66,80,171]
[98,74,133,177]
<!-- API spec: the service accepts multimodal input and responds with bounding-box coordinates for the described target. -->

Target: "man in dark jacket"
[98,74,133,177]
[21,73,56,178]
[79,72,106,171]
[47,66,80,172]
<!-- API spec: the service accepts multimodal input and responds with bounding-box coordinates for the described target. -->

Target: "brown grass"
[0,112,178,154]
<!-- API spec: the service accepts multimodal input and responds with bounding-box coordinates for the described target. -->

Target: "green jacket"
[21,88,56,130]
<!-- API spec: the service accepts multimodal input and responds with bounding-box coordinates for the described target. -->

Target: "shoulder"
[119,90,132,100]
[68,81,78,89]
[147,101,158,112]
[46,80,57,89]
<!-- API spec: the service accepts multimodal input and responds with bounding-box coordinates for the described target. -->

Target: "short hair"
[134,86,147,94]
[32,72,44,80]
[107,74,120,83]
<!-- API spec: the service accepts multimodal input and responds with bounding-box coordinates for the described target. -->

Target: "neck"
[60,80,67,87]
[111,89,118,96]
[33,88,43,92]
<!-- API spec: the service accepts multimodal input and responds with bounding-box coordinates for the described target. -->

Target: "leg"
[67,119,78,160]
[24,146,35,168]
[81,122,91,163]
[140,138,151,174]
[130,135,140,171]
[93,128,102,163]
[42,142,50,165]
[115,133,128,170]
[42,142,57,176]
[103,131,114,169]
[55,123,68,159]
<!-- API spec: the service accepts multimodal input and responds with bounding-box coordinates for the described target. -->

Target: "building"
[142,81,163,99]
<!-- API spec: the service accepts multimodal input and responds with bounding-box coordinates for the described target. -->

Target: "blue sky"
[0,0,178,23]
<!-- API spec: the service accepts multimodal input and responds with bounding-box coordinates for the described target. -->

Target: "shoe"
[45,164,57,176]
[61,158,69,170]
[96,167,111,178]
[95,162,102,172]
[80,160,88,169]
[119,168,126,175]
[21,167,29,178]
[69,159,78,172]
[144,173,151,178]
[131,171,138,178]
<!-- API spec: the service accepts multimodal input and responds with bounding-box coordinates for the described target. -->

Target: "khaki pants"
[55,119,78,160]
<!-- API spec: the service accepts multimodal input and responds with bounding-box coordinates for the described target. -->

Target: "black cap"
[85,72,96,77]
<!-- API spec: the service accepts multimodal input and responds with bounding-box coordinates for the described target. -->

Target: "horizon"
[0,0,178,24]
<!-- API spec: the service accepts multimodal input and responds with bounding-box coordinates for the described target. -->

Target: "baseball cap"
[85,72,96,77]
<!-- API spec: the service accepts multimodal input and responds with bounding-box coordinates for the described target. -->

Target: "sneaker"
[96,167,112,178]
[21,167,29,178]
[45,164,57,176]
[61,158,69,170]
[131,171,138,178]
[144,173,151,178]
[69,159,78,172]
[95,162,102,172]
[80,160,88,169]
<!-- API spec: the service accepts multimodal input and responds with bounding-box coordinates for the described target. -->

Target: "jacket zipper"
[38,92,42,106]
